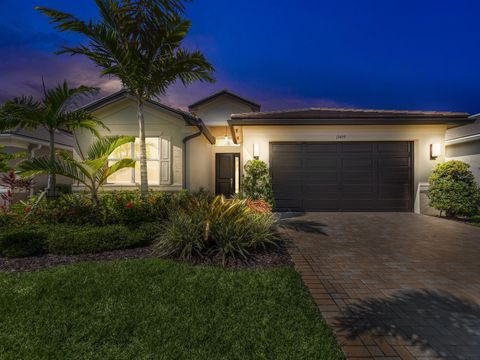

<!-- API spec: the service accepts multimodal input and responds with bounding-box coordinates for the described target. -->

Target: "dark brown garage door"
[270,142,413,212]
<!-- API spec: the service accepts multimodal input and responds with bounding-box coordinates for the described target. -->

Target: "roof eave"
[228,117,471,128]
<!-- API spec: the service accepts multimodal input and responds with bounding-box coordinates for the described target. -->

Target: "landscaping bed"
[0,259,343,359]
[0,242,292,273]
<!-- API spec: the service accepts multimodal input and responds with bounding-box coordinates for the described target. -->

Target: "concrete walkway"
[280,212,480,360]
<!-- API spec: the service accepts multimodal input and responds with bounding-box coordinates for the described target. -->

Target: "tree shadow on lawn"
[277,213,329,236]
[335,290,480,359]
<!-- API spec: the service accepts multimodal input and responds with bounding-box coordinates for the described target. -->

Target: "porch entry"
[215,153,240,197]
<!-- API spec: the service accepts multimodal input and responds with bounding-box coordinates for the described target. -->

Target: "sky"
[0,0,479,113]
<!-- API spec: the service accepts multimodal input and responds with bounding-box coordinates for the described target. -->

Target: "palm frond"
[86,136,135,160]
[102,158,136,185]
[16,157,86,184]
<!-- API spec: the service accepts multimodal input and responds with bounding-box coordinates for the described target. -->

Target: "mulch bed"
[0,241,293,273]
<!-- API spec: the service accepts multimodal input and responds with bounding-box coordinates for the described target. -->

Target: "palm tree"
[0,81,105,197]
[37,0,215,197]
[17,136,136,206]
[0,146,25,173]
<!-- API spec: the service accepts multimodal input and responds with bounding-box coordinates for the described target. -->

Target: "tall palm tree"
[37,0,215,197]
[17,136,136,206]
[0,81,104,197]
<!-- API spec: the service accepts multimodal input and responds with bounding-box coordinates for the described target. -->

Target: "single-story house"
[445,114,480,183]
[0,127,73,202]
[76,89,473,214]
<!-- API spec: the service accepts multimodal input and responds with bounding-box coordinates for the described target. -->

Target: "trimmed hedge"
[0,230,47,258]
[0,223,158,258]
[46,224,154,255]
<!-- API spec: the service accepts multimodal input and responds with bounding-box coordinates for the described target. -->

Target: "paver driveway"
[279,213,480,360]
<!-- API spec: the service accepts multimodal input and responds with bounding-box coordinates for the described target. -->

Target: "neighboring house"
[77,89,473,214]
[445,114,480,184]
[0,127,74,201]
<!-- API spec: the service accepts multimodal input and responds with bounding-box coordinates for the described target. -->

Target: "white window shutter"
[160,136,171,185]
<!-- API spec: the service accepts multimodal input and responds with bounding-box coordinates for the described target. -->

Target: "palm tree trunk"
[74,133,85,160]
[47,129,56,198]
[137,97,148,197]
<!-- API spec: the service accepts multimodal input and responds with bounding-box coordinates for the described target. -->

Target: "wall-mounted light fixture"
[430,143,441,160]
[253,143,260,159]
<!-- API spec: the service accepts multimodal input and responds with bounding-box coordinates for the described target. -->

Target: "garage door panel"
[342,171,374,184]
[271,144,302,154]
[379,184,411,199]
[342,184,375,194]
[304,185,339,199]
[306,158,337,169]
[378,157,410,167]
[270,142,413,212]
[305,143,338,153]
[304,171,339,183]
[378,142,410,153]
[380,170,410,183]
[342,158,375,169]
[342,143,375,153]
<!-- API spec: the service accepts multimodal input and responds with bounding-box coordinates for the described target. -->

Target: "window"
[107,137,171,185]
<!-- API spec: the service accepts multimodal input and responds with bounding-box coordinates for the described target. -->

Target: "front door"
[215,153,240,197]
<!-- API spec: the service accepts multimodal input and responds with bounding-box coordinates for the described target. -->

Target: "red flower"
[24,206,32,213]
[125,201,133,209]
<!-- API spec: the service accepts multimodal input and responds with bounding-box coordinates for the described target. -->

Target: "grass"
[0,259,343,360]
[467,214,480,227]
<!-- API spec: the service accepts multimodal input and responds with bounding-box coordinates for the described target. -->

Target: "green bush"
[0,229,47,258]
[47,224,152,255]
[27,194,97,225]
[155,195,278,263]
[242,160,275,207]
[428,160,480,217]
[155,212,205,260]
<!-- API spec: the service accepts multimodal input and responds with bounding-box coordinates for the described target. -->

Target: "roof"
[79,90,215,144]
[445,113,480,143]
[229,107,471,128]
[188,89,261,111]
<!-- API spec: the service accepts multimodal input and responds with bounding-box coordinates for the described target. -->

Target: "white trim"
[0,133,73,150]
[445,133,480,145]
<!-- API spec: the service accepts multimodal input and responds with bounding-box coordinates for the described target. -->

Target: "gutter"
[445,133,480,146]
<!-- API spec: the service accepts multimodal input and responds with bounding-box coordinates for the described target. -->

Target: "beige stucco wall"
[186,135,241,193]
[190,97,255,126]
[241,124,447,213]
[75,98,192,192]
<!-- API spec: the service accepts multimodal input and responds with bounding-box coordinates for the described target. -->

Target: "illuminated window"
[107,137,171,185]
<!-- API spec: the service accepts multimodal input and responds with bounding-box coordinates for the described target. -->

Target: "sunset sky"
[1,0,479,113]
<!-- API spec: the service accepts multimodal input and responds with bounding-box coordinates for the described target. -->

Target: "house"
[76,89,472,213]
[445,114,480,183]
[0,127,74,202]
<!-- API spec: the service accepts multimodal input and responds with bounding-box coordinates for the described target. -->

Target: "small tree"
[428,160,480,217]
[0,146,25,173]
[17,136,135,207]
[242,160,274,207]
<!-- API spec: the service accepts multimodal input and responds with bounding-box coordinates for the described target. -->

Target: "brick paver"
[280,213,480,360]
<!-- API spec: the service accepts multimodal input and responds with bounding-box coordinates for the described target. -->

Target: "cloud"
[0,49,122,103]
[0,48,348,112]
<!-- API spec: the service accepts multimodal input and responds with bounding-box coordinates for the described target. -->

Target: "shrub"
[428,160,480,217]
[155,212,205,260]
[0,229,46,258]
[154,195,278,263]
[47,224,152,255]
[28,194,97,225]
[242,160,275,207]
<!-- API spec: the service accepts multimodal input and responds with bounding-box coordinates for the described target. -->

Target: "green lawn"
[468,215,480,227]
[0,259,343,360]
